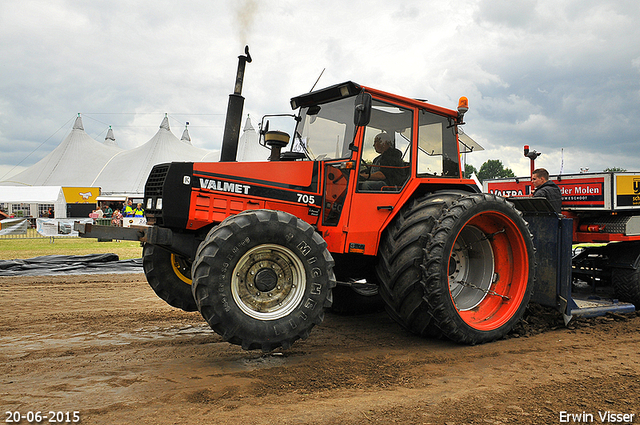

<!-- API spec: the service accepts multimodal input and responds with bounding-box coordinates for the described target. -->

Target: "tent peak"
[181,122,192,144]
[160,114,170,131]
[243,114,254,132]
[104,126,118,147]
[73,114,84,131]
[105,126,115,141]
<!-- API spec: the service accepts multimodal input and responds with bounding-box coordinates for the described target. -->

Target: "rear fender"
[378,183,479,234]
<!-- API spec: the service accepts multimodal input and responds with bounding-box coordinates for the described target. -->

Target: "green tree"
[463,163,478,179]
[477,159,515,182]
[603,167,626,172]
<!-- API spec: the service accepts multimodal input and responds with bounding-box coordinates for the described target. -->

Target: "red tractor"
[77,49,570,351]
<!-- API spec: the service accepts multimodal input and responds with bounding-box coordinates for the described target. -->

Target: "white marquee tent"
[0,114,265,195]
[91,115,211,194]
[236,115,267,162]
[0,115,122,187]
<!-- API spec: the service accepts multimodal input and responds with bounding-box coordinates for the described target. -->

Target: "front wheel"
[423,194,535,344]
[142,244,197,312]
[192,210,335,351]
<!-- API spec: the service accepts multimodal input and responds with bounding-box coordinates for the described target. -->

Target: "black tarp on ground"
[0,253,143,276]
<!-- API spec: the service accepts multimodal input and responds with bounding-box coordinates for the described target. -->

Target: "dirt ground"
[1,273,640,425]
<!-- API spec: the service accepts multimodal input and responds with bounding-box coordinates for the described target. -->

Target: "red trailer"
[485,172,640,316]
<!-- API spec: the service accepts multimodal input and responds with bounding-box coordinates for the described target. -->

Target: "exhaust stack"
[220,46,252,162]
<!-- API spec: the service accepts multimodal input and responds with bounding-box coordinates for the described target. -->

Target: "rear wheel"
[612,267,640,306]
[377,193,463,336]
[142,244,197,312]
[608,241,640,307]
[423,194,535,344]
[192,210,335,352]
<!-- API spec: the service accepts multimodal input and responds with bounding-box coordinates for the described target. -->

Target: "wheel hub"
[254,268,278,292]
[449,225,495,311]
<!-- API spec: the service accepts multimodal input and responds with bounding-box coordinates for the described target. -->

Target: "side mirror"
[307,105,321,116]
[354,92,372,127]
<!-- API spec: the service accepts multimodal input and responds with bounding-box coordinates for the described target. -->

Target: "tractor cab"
[281,81,464,182]
[265,81,470,255]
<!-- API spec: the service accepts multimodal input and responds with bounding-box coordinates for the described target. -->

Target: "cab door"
[342,99,414,255]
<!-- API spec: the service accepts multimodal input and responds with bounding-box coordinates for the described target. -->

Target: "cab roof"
[290,81,361,110]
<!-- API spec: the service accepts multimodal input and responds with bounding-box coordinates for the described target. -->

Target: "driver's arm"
[363,170,385,181]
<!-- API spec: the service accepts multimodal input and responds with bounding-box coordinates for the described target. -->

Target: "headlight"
[156,198,162,210]
[146,198,153,209]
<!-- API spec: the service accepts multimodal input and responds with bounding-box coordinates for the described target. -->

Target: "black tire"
[192,210,335,352]
[377,193,463,337]
[142,244,198,312]
[608,242,640,307]
[423,194,535,344]
[612,267,640,306]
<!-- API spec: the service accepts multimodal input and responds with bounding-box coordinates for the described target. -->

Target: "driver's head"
[373,132,393,152]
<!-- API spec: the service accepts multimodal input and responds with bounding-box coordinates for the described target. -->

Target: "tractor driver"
[359,132,406,190]
[531,168,562,213]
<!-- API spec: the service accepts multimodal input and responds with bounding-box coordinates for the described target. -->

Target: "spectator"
[531,168,562,213]
[111,209,123,226]
[133,203,145,217]
[90,208,104,219]
[122,199,134,217]
[102,204,113,218]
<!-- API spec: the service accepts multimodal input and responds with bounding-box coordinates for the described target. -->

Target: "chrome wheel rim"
[231,244,306,320]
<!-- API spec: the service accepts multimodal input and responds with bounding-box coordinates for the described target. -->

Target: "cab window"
[357,100,412,192]
[417,110,460,177]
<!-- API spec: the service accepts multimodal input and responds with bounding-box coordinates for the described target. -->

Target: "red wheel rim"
[448,211,529,331]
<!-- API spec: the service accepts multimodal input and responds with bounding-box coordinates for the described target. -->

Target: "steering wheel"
[360,159,372,180]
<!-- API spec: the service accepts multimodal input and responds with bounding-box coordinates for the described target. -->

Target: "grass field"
[0,236,143,260]
[0,233,605,262]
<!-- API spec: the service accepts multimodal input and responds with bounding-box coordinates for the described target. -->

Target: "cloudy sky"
[1,0,639,180]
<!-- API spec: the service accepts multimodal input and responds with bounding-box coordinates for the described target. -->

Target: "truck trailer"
[485,170,640,317]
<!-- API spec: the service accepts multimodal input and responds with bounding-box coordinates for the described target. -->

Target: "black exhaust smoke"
[220,46,252,162]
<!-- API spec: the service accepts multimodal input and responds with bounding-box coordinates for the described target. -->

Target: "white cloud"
[0,0,639,177]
